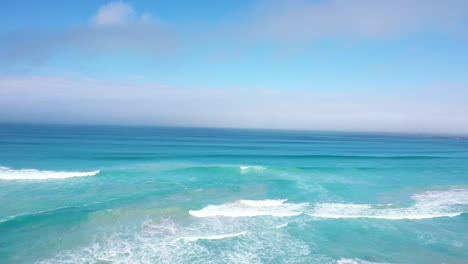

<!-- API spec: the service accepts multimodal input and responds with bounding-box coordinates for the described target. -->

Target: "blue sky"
[1,0,468,133]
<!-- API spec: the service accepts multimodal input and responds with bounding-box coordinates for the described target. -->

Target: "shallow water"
[0,124,467,263]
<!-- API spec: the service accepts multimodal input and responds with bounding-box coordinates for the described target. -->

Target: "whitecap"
[189,199,308,217]
[0,166,100,180]
[240,165,265,172]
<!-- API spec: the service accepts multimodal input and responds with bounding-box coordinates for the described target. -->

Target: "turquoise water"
[1,124,467,264]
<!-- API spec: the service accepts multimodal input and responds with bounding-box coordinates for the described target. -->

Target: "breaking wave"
[308,189,468,219]
[0,166,100,180]
[37,189,468,263]
[190,189,468,220]
[189,199,309,217]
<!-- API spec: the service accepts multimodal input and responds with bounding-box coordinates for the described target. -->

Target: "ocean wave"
[308,189,468,220]
[181,231,248,242]
[189,189,468,220]
[0,166,100,180]
[0,206,69,224]
[189,199,309,217]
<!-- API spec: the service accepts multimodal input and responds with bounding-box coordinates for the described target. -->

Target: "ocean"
[0,123,467,264]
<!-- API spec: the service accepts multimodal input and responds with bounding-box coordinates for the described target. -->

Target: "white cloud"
[93,1,136,26]
[92,1,157,26]
[247,0,468,41]
[2,0,467,68]
[0,1,172,67]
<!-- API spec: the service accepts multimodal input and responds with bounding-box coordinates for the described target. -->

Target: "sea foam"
[39,218,314,264]
[189,199,308,217]
[308,189,468,220]
[0,166,100,180]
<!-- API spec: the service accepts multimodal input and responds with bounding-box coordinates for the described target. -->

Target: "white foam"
[181,231,247,242]
[189,199,308,217]
[411,189,468,205]
[39,218,315,264]
[0,166,100,180]
[190,189,468,220]
[309,189,468,220]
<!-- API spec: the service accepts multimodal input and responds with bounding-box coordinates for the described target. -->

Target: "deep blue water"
[0,124,467,264]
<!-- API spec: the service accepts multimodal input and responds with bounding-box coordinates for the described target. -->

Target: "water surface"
[1,124,467,264]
